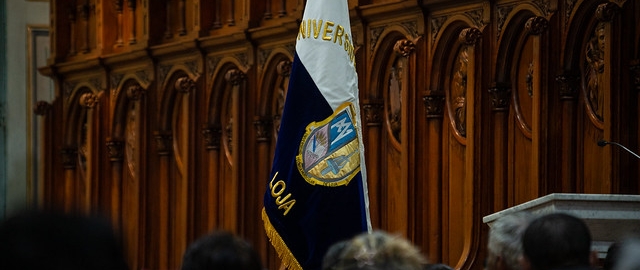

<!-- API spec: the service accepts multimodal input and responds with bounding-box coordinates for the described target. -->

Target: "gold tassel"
[262,208,304,270]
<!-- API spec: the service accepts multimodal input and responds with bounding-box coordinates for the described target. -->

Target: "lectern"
[483,193,640,258]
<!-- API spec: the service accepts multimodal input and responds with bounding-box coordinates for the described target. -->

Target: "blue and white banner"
[262,0,371,269]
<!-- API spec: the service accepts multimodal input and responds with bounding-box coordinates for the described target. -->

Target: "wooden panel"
[37,1,640,270]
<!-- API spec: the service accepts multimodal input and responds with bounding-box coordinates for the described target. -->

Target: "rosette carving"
[393,39,415,57]
[175,76,195,94]
[422,92,445,118]
[525,16,549,35]
[459,28,482,45]
[225,69,246,86]
[79,93,100,109]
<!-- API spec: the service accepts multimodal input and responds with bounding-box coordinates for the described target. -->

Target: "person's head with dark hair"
[0,210,128,270]
[603,241,622,270]
[181,231,262,270]
[521,212,594,270]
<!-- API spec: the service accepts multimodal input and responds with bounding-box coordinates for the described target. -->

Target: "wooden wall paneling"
[576,2,610,194]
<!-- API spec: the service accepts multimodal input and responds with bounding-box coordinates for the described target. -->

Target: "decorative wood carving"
[207,56,222,79]
[106,139,125,162]
[127,83,146,100]
[465,9,486,28]
[422,91,445,118]
[450,47,469,137]
[159,65,173,85]
[80,92,100,109]
[532,0,552,17]
[565,0,577,27]
[154,131,173,156]
[362,101,384,126]
[175,76,195,94]
[202,125,221,150]
[584,22,605,121]
[370,26,384,52]
[111,73,125,89]
[400,21,419,38]
[254,117,272,142]
[64,82,77,99]
[61,147,78,169]
[394,39,415,57]
[135,70,149,84]
[496,4,515,40]
[225,69,246,85]
[488,84,511,111]
[525,16,549,35]
[459,28,482,45]
[596,2,620,22]
[277,60,291,77]
[431,16,447,46]
[34,101,52,116]
[555,72,579,100]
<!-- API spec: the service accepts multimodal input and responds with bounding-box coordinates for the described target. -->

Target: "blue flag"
[262,0,371,269]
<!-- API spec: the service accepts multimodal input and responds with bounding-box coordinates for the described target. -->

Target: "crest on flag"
[297,102,361,187]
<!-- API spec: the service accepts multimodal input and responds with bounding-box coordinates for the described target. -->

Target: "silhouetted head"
[0,210,128,270]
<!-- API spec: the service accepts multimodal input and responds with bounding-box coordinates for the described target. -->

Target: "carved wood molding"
[154,131,173,156]
[79,92,100,109]
[394,39,415,57]
[277,60,292,77]
[225,69,246,85]
[459,27,482,45]
[127,83,146,100]
[106,138,124,162]
[202,125,221,150]
[254,117,273,142]
[488,83,511,111]
[175,76,196,94]
[422,91,445,118]
[362,100,384,126]
[555,72,579,100]
[61,147,78,169]
[496,4,515,40]
[596,2,620,22]
[34,101,52,116]
[431,16,447,47]
[525,16,549,35]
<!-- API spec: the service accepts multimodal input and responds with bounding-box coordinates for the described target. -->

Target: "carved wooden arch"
[157,68,199,132]
[64,85,101,147]
[368,29,413,149]
[563,1,617,128]
[111,78,146,139]
[205,61,246,164]
[256,52,293,142]
[205,60,246,129]
[428,17,472,92]
[494,7,543,83]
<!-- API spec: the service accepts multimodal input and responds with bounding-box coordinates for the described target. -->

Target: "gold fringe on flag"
[262,208,303,270]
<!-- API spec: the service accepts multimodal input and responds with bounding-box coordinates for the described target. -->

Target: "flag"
[262,0,371,269]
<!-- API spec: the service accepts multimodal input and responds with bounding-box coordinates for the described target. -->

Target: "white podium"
[483,193,640,258]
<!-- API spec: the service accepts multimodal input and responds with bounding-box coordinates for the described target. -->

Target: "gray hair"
[487,212,534,270]
[332,231,427,270]
[613,238,640,270]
